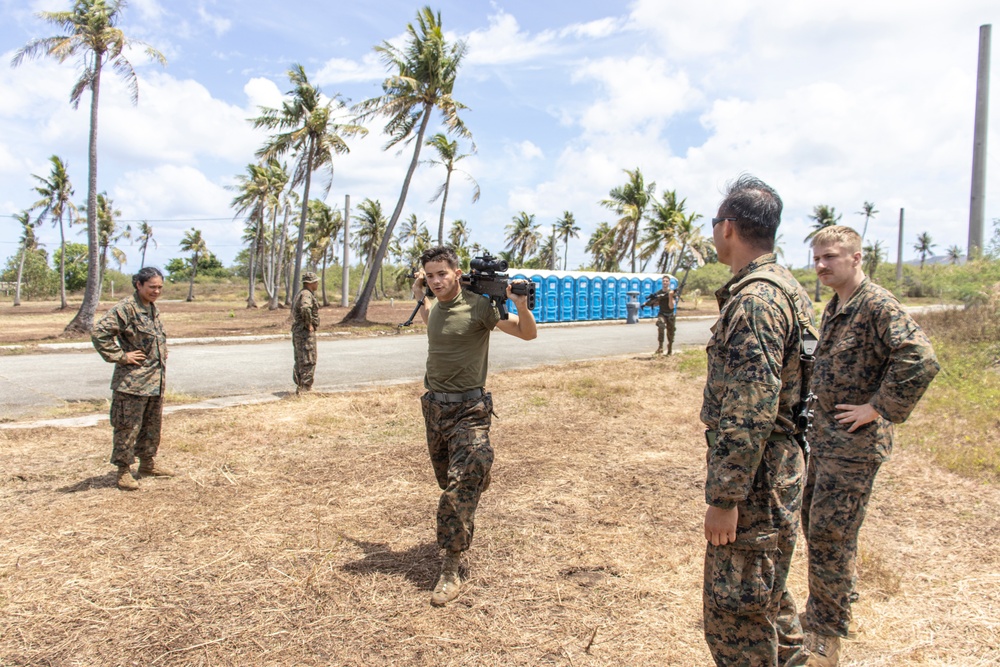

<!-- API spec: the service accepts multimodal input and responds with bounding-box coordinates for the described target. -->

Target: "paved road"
[0,318,715,421]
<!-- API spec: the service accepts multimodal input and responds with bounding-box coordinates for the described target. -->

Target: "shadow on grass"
[57,472,117,493]
[339,533,440,590]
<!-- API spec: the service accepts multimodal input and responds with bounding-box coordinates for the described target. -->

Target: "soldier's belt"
[427,388,486,403]
[704,429,793,448]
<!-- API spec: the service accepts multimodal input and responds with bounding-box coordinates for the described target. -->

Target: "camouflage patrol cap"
[302,271,319,284]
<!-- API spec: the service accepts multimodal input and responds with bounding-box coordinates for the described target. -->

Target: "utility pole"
[969,24,991,260]
[895,208,905,286]
[341,194,351,307]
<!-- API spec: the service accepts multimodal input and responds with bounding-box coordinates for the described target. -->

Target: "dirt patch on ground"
[1,356,994,666]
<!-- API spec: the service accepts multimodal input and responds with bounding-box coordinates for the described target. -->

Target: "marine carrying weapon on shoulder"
[460,253,535,320]
[793,328,819,454]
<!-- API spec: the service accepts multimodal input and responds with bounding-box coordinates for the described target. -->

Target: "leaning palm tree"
[12,0,165,333]
[425,132,479,245]
[94,192,129,296]
[30,155,76,309]
[252,63,365,293]
[179,228,208,302]
[13,211,41,307]
[600,167,655,272]
[806,204,843,301]
[856,201,878,242]
[913,232,936,270]
[585,222,621,272]
[555,211,581,271]
[136,220,156,268]
[343,7,471,324]
[505,212,540,266]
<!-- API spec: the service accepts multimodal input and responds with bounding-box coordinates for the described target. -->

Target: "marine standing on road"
[700,174,816,667]
[644,275,678,355]
[291,271,320,394]
[801,226,939,667]
[91,266,175,491]
[411,246,537,607]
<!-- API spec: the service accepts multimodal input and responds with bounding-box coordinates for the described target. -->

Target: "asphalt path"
[0,318,715,422]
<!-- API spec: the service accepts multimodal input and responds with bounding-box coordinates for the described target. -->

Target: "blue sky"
[1,0,998,275]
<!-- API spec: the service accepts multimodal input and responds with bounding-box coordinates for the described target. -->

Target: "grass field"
[1,353,998,666]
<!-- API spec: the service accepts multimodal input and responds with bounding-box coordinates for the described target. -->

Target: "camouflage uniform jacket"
[644,290,677,317]
[291,288,320,333]
[701,254,816,509]
[91,291,167,396]
[808,277,940,462]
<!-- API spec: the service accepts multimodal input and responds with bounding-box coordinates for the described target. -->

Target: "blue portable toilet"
[575,275,590,320]
[640,276,657,317]
[590,276,604,320]
[529,274,544,321]
[603,275,617,319]
[542,274,559,323]
[616,277,630,318]
[629,277,642,317]
[559,274,576,322]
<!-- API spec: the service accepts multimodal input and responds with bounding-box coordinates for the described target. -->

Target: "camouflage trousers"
[656,314,676,348]
[704,437,809,667]
[109,390,163,467]
[292,329,317,390]
[421,392,494,553]
[801,455,881,637]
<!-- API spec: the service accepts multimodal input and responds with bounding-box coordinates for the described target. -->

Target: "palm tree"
[857,201,878,242]
[179,228,208,302]
[397,213,428,255]
[252,64,365,293]
[13,0,165,334]
[535,235,558,271]
[425,132,480,245]
[231,159,288,308]
[344,7,470,324]
[913,232,936,270]
[673,212,710,275]
[555,211,580,270]
[448,219,470,250]
[862,240,885,278]
[273,188,299,309]
[94,192,129,296]
[13,211,40,307]
[806,204,843,301]
[306,199,343,306]
[353,199,388,299]
[946,245,963,265]
[640,191,686,273]
[585,222,621,272]
[505,212,540,266]
[30,155,76,309]
[600,167,655,272]
[136,220,156,268]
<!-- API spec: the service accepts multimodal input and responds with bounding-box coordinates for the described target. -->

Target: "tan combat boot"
[116,465,139,491]
[430,550,462,607]
[138,457,175,478]
[654,346,663,356]
[805,632,841,667]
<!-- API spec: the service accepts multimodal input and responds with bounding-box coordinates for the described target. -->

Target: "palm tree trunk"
[437,169,452,246]
[246,236,258,308]
[186,252,198,301]
[66,62,104,334]
[562,234,569,271]
[271,205,292,309]
[14,248,27,306]
[57,215,67,309]
[291,148,315,293]
[321,253,329,306]
[343,102,433,324]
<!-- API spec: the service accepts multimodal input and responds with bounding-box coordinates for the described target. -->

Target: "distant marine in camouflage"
[291,271,320,393]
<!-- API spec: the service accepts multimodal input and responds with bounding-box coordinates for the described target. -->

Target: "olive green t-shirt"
[424,287,501,392]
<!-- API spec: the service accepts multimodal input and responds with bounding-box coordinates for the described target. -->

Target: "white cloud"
[465,11,561,66]
[510,140,543,161]
[129,0,166,23]
[314,54,385,85]
[197,4,231,37]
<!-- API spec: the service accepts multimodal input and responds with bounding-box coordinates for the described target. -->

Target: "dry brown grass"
[1,356,997,666]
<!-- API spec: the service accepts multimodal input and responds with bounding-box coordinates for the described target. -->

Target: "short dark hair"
[719,173,782,251]
[133,266,164,288]
[419,245,460,269]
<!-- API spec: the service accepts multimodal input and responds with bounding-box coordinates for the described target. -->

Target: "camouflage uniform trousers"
[110,390,163,467]
[801,455,881,637]
[656,313,676,348]
[704,437,809,667]
[421,392,494,552]
[292,329,317,390]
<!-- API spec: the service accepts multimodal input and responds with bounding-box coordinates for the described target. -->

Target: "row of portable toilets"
[507,270,678,323]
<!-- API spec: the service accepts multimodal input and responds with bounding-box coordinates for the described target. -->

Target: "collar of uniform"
[715,252,778,308]
[131,290,155,316]
[826,275,871,319]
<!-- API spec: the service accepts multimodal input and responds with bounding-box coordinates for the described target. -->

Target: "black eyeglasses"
[711,216,737,227]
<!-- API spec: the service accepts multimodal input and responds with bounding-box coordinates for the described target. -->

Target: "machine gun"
[792,328,820,455]
[461,253,535,320]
